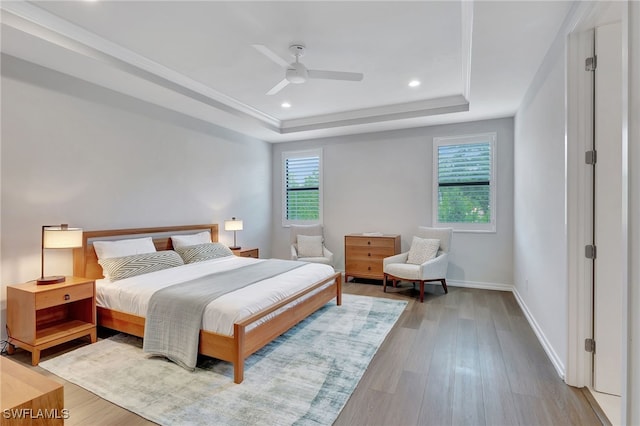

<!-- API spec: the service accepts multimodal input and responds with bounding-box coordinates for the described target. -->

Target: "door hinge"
[585,56,597,71]
[585,244,597,259]
[585,150,597,165]
[585,338,596,353]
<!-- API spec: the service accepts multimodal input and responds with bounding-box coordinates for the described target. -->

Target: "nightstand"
[6,276,97,365]
[232,247,259,258]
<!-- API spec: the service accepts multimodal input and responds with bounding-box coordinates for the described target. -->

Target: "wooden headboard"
[73,224,219,279]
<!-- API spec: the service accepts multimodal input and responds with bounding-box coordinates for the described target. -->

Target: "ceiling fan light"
[286,69,306,84]
[281,102,291,108]
[409,80,421,87]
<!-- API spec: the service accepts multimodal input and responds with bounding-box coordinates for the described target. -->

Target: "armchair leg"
[441,279,448,294]
[419,281,425,303]
[383,274,387,293]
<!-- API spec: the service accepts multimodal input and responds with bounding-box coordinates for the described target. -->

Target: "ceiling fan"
[252,44,364,95]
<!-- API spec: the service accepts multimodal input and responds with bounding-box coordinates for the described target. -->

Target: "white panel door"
[593,21,622,396]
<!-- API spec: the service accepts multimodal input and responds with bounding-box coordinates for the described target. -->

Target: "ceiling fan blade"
[308,70,364,82]
[267,79,290,95]
[252,44,290,68]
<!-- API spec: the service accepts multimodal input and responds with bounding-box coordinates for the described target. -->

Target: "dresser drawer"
[346,245,395,260]
[35,282,94,310]
[345,236,397,248]
[346,259,383,277]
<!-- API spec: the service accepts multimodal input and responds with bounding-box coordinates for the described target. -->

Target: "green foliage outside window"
[286,158,320,221]
[437,142,491,224]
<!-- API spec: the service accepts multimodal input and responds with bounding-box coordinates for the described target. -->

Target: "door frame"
[565,1,632,423]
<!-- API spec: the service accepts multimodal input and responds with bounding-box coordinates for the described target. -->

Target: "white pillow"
[93,237,156,260]
[297,235,324,258]
[170,231,212,249]
[406,236,440,265]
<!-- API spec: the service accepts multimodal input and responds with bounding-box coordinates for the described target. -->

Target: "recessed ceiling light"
[281,102,291,108]
[408,80,421,88]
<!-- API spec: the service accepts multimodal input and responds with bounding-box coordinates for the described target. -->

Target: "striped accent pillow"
[99,250,184,281]
[175,243,234,264]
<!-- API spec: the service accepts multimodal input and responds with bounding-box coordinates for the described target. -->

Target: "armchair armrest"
[383,252,409,267]
[322,246,334,265]
[291,244,299,261]
[418,252,449,280]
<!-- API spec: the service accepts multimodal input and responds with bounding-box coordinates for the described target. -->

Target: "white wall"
[513,27,568,373]
[0,55,272,338]
[271,118,514,288]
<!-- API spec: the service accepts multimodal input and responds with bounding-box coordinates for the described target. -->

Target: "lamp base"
[37,276,66,285]
[229,246,241,250]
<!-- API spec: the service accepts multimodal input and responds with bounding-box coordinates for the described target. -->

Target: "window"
[433,133,496,232]
[282,149,323,226]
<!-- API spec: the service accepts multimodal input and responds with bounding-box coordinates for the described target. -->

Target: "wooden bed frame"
[72,224,342,384]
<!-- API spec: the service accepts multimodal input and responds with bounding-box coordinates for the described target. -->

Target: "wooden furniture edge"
[1,357,64,425]
[76,224,341,384]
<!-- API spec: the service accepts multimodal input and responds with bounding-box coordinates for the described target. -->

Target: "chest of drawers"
[344,234,401,281]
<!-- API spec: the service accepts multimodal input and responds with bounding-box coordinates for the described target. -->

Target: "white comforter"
[96,256,336,336]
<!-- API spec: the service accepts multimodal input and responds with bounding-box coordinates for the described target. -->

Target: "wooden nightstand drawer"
[35,282,94,310]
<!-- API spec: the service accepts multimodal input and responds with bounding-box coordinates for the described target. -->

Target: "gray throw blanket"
[143,259,305,370]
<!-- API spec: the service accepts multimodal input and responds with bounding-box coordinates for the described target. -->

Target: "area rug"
[40,294,406,426]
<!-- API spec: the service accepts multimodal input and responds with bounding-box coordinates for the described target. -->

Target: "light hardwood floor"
[4,281,602,426]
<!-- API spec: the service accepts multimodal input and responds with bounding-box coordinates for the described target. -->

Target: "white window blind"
[283,150,322,225]
[433,133,496,232]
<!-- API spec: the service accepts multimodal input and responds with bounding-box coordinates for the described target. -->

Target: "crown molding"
[279,95,469,134]
[461,0,474,100]
[1,0,474,137]
[1,0,281,130]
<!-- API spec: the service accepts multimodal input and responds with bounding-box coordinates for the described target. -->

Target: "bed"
[72,224,342,383]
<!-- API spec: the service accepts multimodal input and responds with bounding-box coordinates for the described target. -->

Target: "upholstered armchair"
[290,224,334,266]
[383,227,453,302]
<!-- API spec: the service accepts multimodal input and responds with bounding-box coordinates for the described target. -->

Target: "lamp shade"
[38,224,83,285]
[224,218,243,231]
[43,226,83,248]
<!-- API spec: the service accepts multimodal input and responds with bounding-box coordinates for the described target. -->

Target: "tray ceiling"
[1,1,574,142]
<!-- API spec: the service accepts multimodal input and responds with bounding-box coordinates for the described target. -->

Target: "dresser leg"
[90,328,97,343]
[31,349,41,366]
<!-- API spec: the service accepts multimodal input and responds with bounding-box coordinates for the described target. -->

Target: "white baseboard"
[447,279,513,292]
[512,287,566,380]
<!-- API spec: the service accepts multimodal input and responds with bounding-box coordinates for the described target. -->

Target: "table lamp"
[38,224,83,285]
[224,217,243,250]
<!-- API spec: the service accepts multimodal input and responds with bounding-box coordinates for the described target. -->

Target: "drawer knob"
[64,294,70,301]
[368,253,371,257]
[368,266,371,270]
[367,241,371,245]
